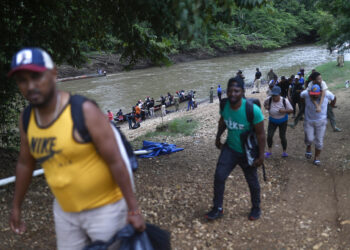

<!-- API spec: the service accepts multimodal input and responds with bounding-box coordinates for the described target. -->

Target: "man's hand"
[253,156,264,167]
[10,207,26,234]
[215,138,223,149]
[128,214,146,232]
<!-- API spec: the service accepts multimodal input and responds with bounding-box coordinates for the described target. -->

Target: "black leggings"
[267,121,288,150]
[291,98,300,116]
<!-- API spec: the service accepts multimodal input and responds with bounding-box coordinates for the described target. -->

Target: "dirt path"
[0,87,349,249]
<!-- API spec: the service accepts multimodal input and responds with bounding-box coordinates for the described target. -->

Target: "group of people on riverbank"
[205,67,340,221]
[106,90,195,129]
[6,47,344,249]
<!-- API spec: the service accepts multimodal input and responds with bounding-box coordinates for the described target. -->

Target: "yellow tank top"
[27,102,123,212]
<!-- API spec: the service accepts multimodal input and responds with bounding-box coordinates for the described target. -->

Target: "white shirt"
[264,97,293,119]
[301,90,334,121]
[307,80,328,91]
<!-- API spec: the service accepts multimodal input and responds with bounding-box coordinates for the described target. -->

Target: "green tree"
[0,0,266,148]
[316,0,350,51]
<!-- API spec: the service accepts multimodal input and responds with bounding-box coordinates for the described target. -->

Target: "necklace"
[35,92,61,126]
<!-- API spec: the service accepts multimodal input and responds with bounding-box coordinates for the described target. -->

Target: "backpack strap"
[220,98,228,112]
[245,99,255,126]
[22,105,32,133]
[268,97,272,111]
[70,95,93,142]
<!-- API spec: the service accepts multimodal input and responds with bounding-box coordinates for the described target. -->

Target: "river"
[58,44,336,113]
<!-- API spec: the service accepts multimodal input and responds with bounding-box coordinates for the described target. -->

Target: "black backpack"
[22,95,138,171]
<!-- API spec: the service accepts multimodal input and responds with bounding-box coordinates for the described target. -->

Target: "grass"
[314,61,350,91]
[131,116,199,148]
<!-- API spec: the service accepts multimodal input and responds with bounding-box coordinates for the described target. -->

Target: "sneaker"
[282,152,288,158]
[305,152,312,159]
[248,207,261,221]
[288,123,295,129]
[333,127,342,132]
[264,152,272,158]
[313,160,321,166]
[205,207,223,220]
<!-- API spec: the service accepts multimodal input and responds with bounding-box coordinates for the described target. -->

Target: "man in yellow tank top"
[8,48,145,249]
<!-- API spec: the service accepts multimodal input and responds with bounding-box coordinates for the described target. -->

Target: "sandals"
[305,152,312,159]
[313,160,321,166]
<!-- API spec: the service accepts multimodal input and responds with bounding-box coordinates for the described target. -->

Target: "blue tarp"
[138,140,184,158]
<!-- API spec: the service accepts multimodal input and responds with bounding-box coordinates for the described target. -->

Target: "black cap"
[227,76,245,90]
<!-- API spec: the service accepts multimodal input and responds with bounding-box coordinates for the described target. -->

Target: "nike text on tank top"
[27,102,123,212]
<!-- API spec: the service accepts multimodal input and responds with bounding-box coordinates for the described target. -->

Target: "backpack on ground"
[22,95,139,174]
[220,98,267,181]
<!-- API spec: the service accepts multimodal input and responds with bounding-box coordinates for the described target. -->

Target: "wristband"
[128,209,141,216]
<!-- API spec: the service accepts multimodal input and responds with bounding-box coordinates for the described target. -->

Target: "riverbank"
[1,83,350,249]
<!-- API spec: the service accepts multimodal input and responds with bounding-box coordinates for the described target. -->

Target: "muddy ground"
[1,87,350,249]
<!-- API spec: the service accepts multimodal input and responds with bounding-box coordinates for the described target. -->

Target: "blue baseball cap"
[8,48,54,77]
[271,86,281,96]
[310,84,321,95]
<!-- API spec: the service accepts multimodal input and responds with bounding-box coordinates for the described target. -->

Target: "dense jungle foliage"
[0,0,347,148]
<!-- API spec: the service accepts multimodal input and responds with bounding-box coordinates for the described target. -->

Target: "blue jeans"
[187,101,193,111]
[213,144,260,209]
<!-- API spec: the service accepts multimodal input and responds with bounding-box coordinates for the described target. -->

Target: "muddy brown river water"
[58,44,336,113]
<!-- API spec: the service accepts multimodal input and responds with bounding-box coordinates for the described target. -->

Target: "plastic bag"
[145,224,171,250]
[84,224,154,250]
[117,224,154,250]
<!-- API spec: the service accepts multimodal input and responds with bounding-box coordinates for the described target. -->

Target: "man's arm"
[10,113,36,234]
[316,90,326,112]
[83,101,145,231]
[253,121,265,167]
[215,117,226,149]
[263,98,270,110]
[287,87,292,102]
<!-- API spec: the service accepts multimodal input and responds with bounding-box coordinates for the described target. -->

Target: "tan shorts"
[54,198,127,250]
[254,79,261,90]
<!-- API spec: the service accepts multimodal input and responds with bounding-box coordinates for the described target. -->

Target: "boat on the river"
[57,73,106,83]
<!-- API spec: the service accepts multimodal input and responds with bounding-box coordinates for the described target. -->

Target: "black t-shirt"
[278,81,289,97]
[255,71,262,79]
[291,81,303,98]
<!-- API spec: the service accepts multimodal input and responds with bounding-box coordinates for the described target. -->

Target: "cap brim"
[309,92,321,96]
[8,65,47,77]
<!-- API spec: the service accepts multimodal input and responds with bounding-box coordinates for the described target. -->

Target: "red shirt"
[107,112,113,121]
